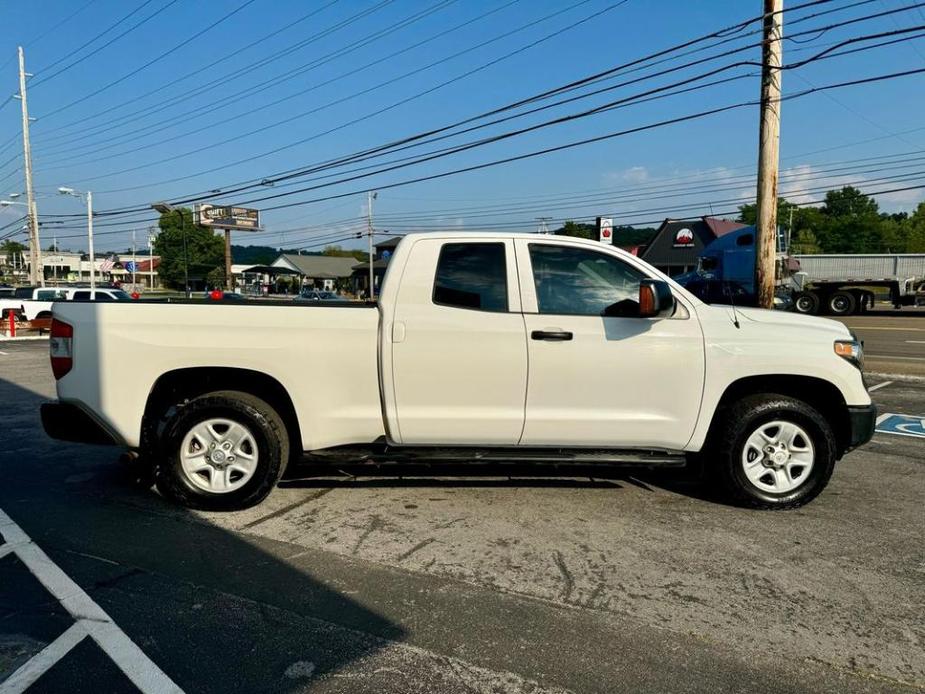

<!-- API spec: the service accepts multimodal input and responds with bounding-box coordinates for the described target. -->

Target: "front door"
[389,238,527,445]
[515,239,705,450]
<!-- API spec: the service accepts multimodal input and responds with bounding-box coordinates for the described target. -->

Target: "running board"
[303,446,688,467]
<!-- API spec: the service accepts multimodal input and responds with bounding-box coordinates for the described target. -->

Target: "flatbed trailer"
[791,254,924,315]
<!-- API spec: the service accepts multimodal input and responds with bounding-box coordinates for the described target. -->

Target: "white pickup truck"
[41,233,876,511]
[0,286,131,321]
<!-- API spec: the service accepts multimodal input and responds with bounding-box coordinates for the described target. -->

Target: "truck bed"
[52,300,385,451]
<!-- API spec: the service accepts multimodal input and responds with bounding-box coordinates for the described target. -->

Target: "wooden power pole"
[755,0,783,309]
[224,229,233,291]
[16,47,42,286]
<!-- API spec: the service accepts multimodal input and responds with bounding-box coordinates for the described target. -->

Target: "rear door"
[515,239,705,450]
[389,238,527,445]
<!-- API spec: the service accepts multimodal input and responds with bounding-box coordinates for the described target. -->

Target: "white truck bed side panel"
[52,302,384,450]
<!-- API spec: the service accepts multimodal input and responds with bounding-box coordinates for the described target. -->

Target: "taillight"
[50,319,73,380]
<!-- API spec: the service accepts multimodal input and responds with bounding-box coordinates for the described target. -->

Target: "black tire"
[827,291,856,316]
[793,292,819,315]
[155,390,289,511]
[709,394,837,510]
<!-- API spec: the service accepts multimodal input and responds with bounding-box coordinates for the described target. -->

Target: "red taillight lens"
[50,319,73,380]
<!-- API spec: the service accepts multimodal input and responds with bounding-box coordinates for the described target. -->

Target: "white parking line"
[868,381,893,392]
[0,508,184,694]
[906,340,925,344]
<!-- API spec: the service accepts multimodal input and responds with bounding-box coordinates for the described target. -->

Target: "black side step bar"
[303,446,688,467]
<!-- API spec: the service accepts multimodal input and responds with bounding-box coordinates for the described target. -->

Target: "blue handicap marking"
[875,413,925,439]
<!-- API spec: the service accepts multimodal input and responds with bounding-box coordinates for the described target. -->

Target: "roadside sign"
[875,413,925,439]
[195,204,261,231]
[597,217,613,244]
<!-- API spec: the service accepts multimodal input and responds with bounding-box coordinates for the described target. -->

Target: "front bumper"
[846,404,877,451]
[40,402,121,446]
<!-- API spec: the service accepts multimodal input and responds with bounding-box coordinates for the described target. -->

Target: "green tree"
[555,220,596,240]
[1,239,25,259]
[322,245,367,262]
[907,202,925,253]
[790,229,821,254]
[205,266,226,290]
[152,208,224,290]
[737,197,797,232]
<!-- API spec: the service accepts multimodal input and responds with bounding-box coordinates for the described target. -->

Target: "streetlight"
[58,187,94,290]
[151,201,190,299]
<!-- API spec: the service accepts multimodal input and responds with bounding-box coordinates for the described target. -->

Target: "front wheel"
[156,390,288,510]
[793,292,819,314]
[710,394,837,509]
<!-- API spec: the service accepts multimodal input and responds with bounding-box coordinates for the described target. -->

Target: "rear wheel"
[827,291,856,316]
[156,390,288,510]
[709,394,837,509]
[793,292,819,314]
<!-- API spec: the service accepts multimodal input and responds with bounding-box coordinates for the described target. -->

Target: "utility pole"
[16,47,42,287]
[148,229,156,290]
[536,217,552,234]
[754,0,783,309]
[224,228,233,291]
[132,229,137,288]
[367,191,377,300]
[86,190,94,290]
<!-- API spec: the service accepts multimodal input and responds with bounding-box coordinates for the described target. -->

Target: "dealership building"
[640,216,746,276]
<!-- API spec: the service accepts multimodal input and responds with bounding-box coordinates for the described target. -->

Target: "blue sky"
[0,0,923,254]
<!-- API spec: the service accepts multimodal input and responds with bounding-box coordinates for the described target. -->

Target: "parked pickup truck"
[0,286,131,321]
[41,233,876,511]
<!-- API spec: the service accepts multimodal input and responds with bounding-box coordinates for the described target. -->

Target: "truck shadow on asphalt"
[0,370,409,693]
[278,460,717,503]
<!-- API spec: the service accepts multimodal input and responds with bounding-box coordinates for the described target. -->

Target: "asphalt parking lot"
[0,341,923,693]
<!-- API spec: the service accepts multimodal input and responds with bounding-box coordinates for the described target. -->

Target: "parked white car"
[42,233,875,511]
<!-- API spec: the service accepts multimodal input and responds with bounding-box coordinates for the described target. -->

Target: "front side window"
[433,243,508,312]
[529,244,645,316]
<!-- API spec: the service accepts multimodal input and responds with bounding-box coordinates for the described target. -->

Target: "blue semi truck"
[674,226,924,315]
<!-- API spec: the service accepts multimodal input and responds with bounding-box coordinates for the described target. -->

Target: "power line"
[35,0,471,160]
[34,0,398,136]
[68,1,906,204]
[40,0,615,177]
[36,0,263,121]
[31,0,168,85]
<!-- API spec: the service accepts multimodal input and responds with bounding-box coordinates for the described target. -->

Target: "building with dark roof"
[640,216,747,276]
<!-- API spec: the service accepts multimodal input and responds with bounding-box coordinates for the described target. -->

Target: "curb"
[867,372,925,383]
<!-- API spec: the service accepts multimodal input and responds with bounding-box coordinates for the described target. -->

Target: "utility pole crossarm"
[755,0,783,310]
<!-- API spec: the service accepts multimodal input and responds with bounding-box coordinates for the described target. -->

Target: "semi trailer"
[675,226,925,315]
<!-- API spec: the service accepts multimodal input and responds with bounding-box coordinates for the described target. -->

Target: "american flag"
[100,258,115,272]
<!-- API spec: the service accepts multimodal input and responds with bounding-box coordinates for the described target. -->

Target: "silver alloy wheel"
[180,417,259,494]
[741,420,815,494]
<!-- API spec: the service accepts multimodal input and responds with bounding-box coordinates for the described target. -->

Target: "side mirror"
[639,279,675,318]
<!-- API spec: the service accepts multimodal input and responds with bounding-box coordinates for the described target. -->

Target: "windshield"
[110,290,132,301]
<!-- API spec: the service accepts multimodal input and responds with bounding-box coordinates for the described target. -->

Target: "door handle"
[531,330,573,341]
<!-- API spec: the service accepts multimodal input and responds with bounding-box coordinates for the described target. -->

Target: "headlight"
[834,339,864,369]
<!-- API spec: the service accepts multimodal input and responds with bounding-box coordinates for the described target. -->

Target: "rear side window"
[433,242,508,312]
[73,291,91,300]
[36,289,67,301]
